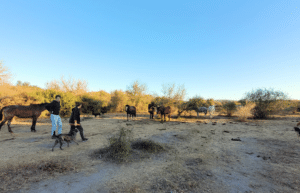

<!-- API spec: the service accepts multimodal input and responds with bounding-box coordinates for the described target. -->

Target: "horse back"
[3,105,44,118]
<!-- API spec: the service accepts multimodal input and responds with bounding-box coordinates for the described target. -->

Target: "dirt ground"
[1,113,300,193]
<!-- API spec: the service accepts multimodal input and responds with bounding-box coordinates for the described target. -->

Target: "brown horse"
[0,103,49,133]
[157,106,171,122]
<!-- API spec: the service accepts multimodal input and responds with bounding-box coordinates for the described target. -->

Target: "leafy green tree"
[244,88,288,119]
[222,101,237,116]
[126,80,147,108]
[110,90,128,112]
[186,96,205,111]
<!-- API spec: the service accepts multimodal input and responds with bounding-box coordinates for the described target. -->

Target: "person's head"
[55,95,61,102]
[75,102,82,109]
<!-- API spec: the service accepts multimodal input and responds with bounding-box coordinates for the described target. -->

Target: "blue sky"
[1,0,299,100]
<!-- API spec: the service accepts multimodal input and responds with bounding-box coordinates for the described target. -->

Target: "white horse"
[195,107,207,118]
[207,105,215,118]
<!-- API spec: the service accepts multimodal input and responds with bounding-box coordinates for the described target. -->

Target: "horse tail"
[0,107,5,121]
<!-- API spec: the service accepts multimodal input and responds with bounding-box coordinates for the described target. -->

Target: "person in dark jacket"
[45,95,63,136]
[69,102,88,141]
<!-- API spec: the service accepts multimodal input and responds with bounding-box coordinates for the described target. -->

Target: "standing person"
[69,102,88,141]
[45,95,62,137]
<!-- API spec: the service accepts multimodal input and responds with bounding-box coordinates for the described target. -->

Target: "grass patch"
[92,128,133,163]
[0,156,79,192]
[91,128,167,163]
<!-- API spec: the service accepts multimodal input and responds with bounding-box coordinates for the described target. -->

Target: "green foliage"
[186,96,205,111]
[80,94,103,114]
[110,90,129,112]
[126,80,152,112]
[222,101,237,116]
[205,98,215,107]
[244,88,288,118]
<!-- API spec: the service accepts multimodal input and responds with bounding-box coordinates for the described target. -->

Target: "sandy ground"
[1,113,300,193]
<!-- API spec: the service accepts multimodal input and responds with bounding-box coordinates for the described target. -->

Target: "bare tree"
[162,83,186,103]
[46,75,88,95]
[0,61,12,85]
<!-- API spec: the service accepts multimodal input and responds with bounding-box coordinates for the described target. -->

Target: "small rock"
[223,130,229,133]
[222,123,226,125]
[231,138,241,141]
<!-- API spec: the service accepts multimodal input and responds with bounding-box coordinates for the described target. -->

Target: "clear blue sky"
[1,0,299,100]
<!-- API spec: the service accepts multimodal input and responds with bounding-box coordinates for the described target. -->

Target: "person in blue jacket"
[45,95,62,136]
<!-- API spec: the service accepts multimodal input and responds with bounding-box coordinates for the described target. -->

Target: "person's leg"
[76,125,88,141]
[57,116,63,135]
[50,114,57,135]
[69,125,76,135]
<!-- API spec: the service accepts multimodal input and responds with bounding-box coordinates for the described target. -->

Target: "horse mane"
[30,103,49,107]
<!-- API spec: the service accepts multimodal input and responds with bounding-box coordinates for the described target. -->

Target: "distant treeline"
[0,61,299,119]
[1,81,299,119]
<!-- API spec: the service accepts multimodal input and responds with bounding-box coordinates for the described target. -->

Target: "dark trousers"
[69,125,86,140]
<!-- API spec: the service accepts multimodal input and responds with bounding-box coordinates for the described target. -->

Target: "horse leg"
[127,113,129,121]
[31,117,37,132]
[0,119,7,130]
[7,119,13,133]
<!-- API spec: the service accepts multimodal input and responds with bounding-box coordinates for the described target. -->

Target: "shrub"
[222,101,237,116]
[186,96,205,111]
[244,88,288,119]
[236,102,256,121]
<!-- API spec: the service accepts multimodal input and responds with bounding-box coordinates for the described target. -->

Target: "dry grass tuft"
[0,156,79,192]
[91,128,133,163]
[91,128,167,163]
[235,103,256,122]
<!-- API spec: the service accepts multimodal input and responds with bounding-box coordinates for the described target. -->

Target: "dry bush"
[92,128,167,163]
[0,156,79,192]
[92,128,133,163]
[235,103,256,121]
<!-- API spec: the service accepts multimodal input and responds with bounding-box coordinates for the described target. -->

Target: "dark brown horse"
[148,102,156,119]
[157,106,171,122]
[125,105,136,121]
[0,103,49,133]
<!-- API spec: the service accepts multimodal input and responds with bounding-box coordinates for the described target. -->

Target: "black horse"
[157,106,171,122]
[148,102,156,119]
[125,105,136,121]
[0,103,49,133]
